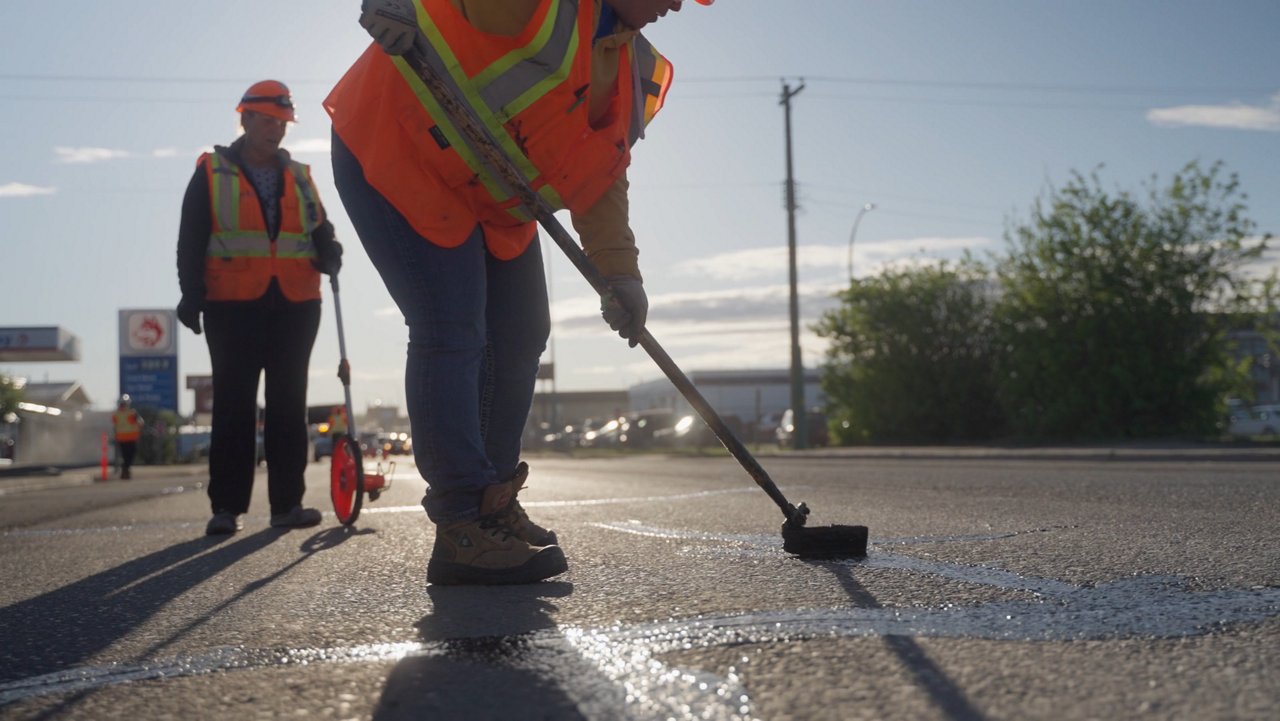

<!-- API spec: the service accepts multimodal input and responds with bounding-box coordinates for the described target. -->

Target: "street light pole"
[846,203,876,281]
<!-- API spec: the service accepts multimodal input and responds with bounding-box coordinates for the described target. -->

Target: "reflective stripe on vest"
[204,151,322,301]
[390,0,670,219]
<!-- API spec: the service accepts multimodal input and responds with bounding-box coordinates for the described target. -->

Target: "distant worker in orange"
[111,395,142,480]
[176,80,344,536]
[326,0,694,585]
[328,405,349,439]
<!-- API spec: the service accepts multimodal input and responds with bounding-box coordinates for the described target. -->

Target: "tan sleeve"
[571,171,640,281]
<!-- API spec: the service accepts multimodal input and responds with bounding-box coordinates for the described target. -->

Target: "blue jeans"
[331,131,549,524]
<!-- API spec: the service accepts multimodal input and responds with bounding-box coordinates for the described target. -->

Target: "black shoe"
[206,511,243,535]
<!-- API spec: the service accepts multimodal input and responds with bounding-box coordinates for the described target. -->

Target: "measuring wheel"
[330,435,365,526]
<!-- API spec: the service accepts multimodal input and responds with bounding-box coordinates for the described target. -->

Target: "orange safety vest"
[112,410,141,442]
[328,407,349,435]
[324,0,672,260]
[201,150,323,302]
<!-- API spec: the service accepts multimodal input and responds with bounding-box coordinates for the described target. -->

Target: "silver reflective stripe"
[477,0,580,118]
[208,232,269,258]
[276,233,314,258]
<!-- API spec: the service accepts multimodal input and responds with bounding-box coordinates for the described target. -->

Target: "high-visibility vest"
[112,410,141,442]
[201,150,323,302]
[329,408,349,436]
[324,0,672,260]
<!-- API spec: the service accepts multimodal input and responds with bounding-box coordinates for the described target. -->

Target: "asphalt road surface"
[1,451,1277,720]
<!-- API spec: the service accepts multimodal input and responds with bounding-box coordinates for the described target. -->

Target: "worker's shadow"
[0,529,286,683]
[0,524,367,687]
[373,581,580,721]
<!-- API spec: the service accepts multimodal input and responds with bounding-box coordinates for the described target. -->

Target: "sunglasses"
[240,94,294,109]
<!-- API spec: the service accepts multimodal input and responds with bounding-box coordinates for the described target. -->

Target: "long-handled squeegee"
[401,45,867,559]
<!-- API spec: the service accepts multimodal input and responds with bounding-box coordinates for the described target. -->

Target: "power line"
[3,72,1272,96]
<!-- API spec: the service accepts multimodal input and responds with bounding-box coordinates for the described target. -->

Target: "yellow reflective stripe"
[287,161,322,234]
[390,56,515,205]
[410,4,552,203]
[209,153,241,232]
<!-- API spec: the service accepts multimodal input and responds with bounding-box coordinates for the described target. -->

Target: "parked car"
[617,410,679,449]
[775,408,829,448]
[1228,404,1280,437]
[313,433,333,462]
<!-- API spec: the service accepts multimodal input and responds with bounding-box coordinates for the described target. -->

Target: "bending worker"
[326,0,690,585]
[176,80,343,536]
[111,395,142,480]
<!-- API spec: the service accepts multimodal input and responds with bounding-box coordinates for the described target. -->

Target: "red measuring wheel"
[330,434,365,526]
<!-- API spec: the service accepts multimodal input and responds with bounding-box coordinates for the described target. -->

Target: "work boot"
[498,462,558,546]
[206,511,243,535]
[426,481,568,586]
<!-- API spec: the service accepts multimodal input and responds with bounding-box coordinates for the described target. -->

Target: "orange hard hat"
[694,0,713,5]
[236,79,296,122]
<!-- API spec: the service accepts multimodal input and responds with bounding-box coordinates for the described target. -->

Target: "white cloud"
[0,182,56,198]
[288,137,332,155]
[54,146,131,164]
[1146,93,1280,132]
[552,281,845,338]
[152,147,181,158]
[673,237,995,281]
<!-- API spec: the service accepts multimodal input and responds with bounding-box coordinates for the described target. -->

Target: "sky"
[2,1,1278,417]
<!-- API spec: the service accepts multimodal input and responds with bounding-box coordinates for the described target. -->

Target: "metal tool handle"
[329,274,360,442]
[401,47,805,525]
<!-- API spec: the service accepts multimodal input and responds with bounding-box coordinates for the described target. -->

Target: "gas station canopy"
[0,327,81,362]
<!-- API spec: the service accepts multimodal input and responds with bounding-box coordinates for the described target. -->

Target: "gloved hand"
[312,239,344,276]
[601,276,647,348]
[359,0,418,56]
[177,296,203,336]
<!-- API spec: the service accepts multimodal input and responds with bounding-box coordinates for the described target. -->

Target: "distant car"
[313,433,334,462]
[775,409,829,448]
[618,410,679,449]
[1228,405,1280,437]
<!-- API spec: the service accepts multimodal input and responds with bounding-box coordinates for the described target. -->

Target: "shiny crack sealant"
[3,525,1278,719]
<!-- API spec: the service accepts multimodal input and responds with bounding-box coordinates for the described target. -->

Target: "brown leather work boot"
[426,480,567,586]
[498,462,558,546]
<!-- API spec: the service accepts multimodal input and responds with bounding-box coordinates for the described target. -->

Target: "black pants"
[116,440,137,476]
[204,300,321,515]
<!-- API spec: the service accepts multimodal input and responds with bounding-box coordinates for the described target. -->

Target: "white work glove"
[359,0,419,56]
[601,276,648,348]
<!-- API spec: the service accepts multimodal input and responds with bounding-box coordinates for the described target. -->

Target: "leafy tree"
[816,258,1005,443]
[0,374,22,422]
[994,161,1271,439]
[136,406,182,464]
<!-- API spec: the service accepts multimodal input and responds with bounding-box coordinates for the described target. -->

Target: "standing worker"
[176,80,344,536]
[111,395,142,480]
[325,0,692,585]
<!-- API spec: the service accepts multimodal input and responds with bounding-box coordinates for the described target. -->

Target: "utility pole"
[781,79,807,450]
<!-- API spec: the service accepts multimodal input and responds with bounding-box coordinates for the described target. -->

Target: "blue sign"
[120,355,179,412]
